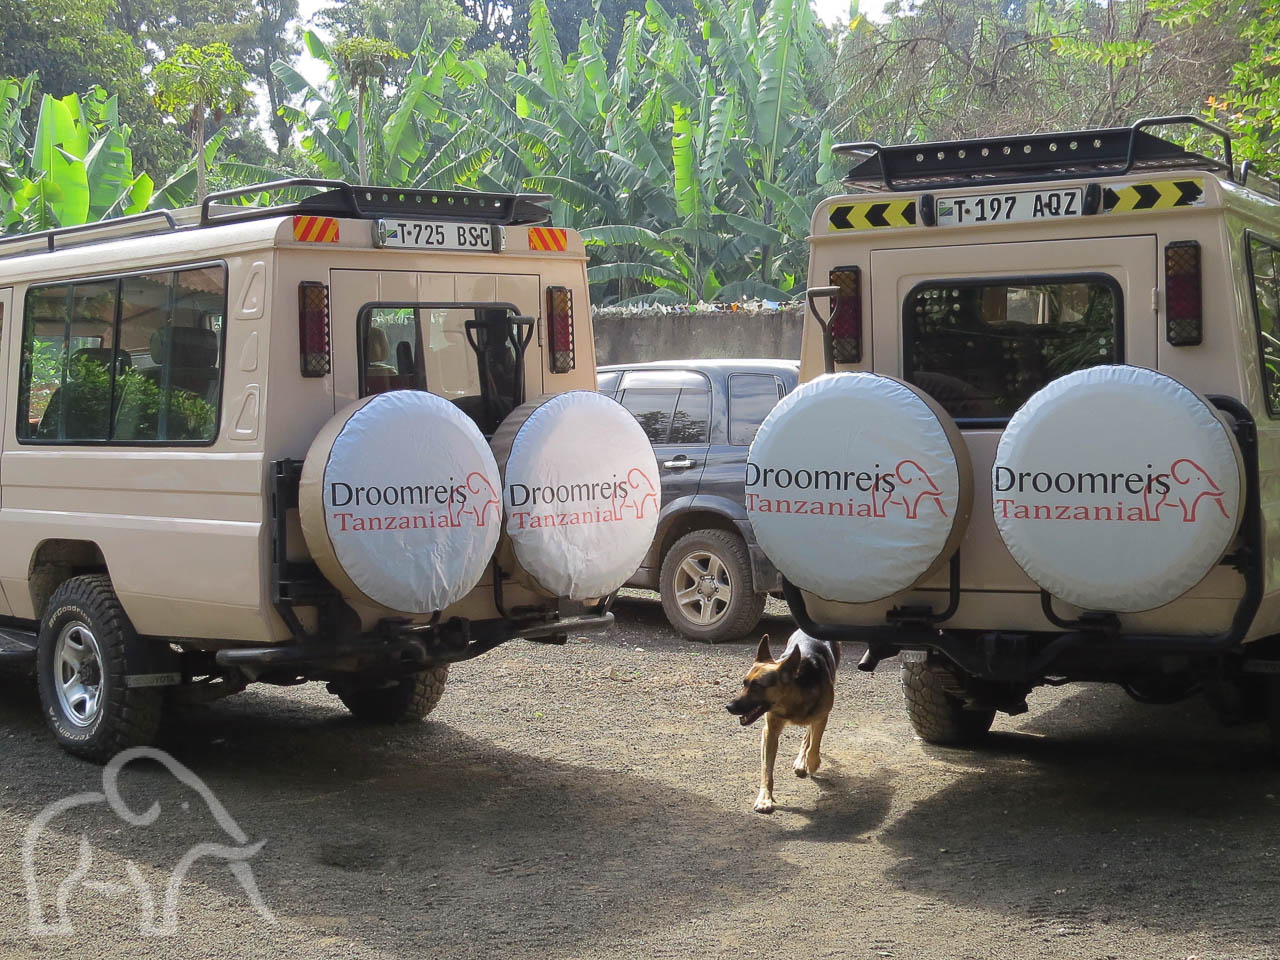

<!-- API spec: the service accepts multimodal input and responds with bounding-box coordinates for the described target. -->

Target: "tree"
[153,43,254,201]
[332,38,410,184]
[318,0,479,54]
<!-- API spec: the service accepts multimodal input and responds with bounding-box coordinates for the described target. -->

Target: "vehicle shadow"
[879,684,1280,943]
[610,593,794,647]
[0,674,788,958]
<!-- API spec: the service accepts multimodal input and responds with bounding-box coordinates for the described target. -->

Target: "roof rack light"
[835,115,1235,192]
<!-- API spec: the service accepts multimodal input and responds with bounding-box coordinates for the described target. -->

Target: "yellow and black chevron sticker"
[828,198,917,231]
[1103,178,1203,214]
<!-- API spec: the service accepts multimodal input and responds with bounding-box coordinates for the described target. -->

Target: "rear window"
[903,277,1121,423]
[1248,233,1280,416]
[729,373,783,445]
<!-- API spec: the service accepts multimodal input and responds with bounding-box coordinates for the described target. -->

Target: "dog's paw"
[793,755,808,778]
[805,754,822,776]
[753,791,775,814]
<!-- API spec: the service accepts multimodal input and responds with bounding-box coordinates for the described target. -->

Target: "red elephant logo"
[1144,458,1230,522]
[612,468,657,521]
[886,459,948,519]
[452,472,501,527]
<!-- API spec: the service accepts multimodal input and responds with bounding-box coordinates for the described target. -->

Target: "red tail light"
[298,281,331,377]
[1165,241,1202,346]
[546,285,575,374]
[830,265,862,363]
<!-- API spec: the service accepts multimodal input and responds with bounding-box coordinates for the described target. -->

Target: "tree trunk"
[356,82,369,185]
[267,79,290,153]
[195,107,208,203]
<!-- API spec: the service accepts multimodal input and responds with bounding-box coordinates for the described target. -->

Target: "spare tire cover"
[994,365,1244,613]
[492,391,660,599]
[747,372,973,603]
[299,391,502,614]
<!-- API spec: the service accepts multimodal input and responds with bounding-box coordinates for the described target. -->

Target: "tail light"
[546,285,575,374]
[829,265,862,363]
[298,281,331,376]
[1165,241,1202,346]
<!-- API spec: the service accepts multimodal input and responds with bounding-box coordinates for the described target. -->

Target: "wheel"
[1266,677,1280,761]
[901,657,996,746]
[334,666,449,723]
[659,529,765,643]
[36,575,164,762]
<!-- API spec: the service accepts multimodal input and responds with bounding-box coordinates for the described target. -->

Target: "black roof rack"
[0,210,179,259]
[835,115,1235,192]
[200,178,553,227]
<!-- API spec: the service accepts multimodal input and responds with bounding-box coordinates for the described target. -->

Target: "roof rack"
[0,210,179,260]
[835,115,1235,192]
[200,178,553,227]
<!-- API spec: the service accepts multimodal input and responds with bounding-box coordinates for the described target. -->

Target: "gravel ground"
[2,597,1279,960]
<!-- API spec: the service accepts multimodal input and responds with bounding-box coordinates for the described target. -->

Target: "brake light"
[830,266,862,363]
[1165,241,1202,346]
[546,285,575,374]
[298,281,331,377]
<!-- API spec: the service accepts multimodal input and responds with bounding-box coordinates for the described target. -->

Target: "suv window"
[903,277,1121,423]
[729,373,782,445]
[618,370,710,444]
[1248,233,1280,416]
[19,266,226,444]
[596,370,621,396]
[358,304,530,435]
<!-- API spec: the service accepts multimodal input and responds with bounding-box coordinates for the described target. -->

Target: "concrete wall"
[592,304,803,365]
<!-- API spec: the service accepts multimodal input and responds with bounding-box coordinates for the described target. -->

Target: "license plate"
[936,188,1083,226]
[374,219,499,251]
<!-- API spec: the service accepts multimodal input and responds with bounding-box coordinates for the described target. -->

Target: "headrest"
[366,326,389,364]
[72,347,130,375]
[150,326,218,368]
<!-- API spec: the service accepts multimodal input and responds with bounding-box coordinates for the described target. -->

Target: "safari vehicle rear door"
[870,235,1159,591]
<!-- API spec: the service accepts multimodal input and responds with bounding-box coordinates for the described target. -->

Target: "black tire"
[335,666,449,723]
[1266,678,1280,761]
[659,529,766,643]
[36,575,164,762]
[901,658,995,746]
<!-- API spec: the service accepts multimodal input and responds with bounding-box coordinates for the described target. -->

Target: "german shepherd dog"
[726,630,840,813]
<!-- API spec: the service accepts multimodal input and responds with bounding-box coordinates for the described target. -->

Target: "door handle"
[663,458,698,469]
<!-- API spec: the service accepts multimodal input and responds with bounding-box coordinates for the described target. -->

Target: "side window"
[618,388,678,443]
[904,277,1120,422]
[19,266,226,444]
[1249,235,1280,416]
[670,385,710,443]
[596,370,621,396]
[729,374,782,445]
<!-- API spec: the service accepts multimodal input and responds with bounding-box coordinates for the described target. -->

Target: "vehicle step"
[0,627,37,667]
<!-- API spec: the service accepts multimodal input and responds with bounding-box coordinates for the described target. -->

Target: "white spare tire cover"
[994,365,1243,613]
[491,391,660,599]
[747,372,973,603]
[299,392,502,614]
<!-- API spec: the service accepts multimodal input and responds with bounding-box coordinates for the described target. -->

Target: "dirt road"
[2,598,1278,959]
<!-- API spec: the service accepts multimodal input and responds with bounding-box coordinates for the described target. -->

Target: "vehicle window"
[904,277,1120,422]
[358,304,529,436]
[670,386,710,443]
[729,373,782,445]
[19,267,226,444]
[1249,234,1280,416]
[596,370,621,395]
[618,388,678,443]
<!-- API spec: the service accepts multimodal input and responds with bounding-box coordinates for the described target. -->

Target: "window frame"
[727,372,785,446]
[17,260,229,447]
[1245,230,1280,420]
[901,272,1125,429]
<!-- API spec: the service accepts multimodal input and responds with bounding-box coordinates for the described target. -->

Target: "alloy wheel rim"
[53,621,104,727]
[673,549,733,626]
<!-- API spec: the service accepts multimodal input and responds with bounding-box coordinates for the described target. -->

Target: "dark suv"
[597,359,799,642]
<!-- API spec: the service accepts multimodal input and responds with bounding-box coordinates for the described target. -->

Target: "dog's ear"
[754,634,773,663]
[779,645,803,676]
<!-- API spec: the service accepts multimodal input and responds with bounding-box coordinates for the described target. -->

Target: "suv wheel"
[660,529,765,643]
[36,575,164,761]
[334,666,449,723]
[901,657,996,746]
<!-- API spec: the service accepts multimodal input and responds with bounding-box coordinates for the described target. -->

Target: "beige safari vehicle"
[747,117,1280,749]
[0,179,660,760]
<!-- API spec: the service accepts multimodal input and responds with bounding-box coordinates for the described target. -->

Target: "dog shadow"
[763,755,896,841]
